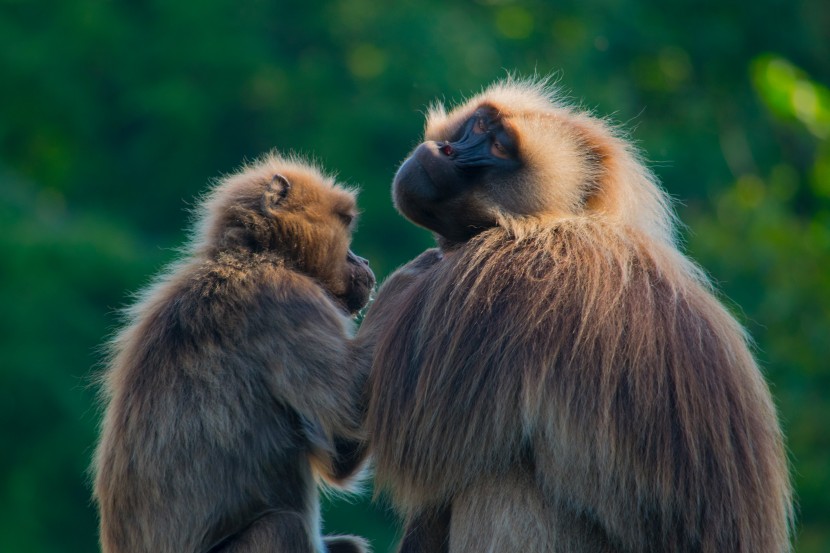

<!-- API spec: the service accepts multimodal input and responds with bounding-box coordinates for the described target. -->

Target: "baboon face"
[394,85,604,243]
[266,171,374,315]
[210,159,375,314]
[393,105,522,242]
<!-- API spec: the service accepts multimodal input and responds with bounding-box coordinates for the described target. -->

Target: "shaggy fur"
[92,154,374,553]
[361,79,792,552]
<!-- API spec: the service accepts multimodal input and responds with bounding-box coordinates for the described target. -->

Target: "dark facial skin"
[393,106,521,242]
[340,251,374,314]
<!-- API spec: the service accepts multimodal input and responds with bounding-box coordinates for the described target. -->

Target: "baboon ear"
[262,173,291,212]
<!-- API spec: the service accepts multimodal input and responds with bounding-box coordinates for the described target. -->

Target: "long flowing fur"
[364,80,792,553]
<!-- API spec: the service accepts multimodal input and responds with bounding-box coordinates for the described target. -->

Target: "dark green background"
[1,0,828,551]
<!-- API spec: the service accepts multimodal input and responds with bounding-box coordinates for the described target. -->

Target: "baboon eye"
[339,212,355,227]
[491,140,509,159]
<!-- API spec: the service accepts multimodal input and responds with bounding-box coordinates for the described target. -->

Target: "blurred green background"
[1,0,828,551]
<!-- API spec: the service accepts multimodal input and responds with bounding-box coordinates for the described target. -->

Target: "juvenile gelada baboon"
[93,154,375,553]
[360,79,792,552]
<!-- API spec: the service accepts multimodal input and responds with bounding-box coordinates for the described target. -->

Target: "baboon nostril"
[439,143,454,156]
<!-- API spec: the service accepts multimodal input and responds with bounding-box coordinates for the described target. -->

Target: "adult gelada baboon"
[93,154,374,553]
[360,79,792,552]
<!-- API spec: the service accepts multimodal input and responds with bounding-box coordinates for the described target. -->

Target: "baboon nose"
[439,143,454,156]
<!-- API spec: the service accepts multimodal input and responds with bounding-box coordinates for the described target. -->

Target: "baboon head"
[393,79,673,246]
[200,154,374,314]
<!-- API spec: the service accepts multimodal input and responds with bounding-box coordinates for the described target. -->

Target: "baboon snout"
[347,250,370,267]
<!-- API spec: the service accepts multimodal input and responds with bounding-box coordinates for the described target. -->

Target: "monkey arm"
[327,436,368,481]
[299,416,368,484]
[314,247,448,479]
[321,250,445,483]
[252,269,370,483]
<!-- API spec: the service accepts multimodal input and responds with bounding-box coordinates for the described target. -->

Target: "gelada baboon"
[93,154,375,553]
[360,79,792,552]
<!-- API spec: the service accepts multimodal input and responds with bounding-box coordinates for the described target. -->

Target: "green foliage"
[752,55,830,140]
[0,0,827,551]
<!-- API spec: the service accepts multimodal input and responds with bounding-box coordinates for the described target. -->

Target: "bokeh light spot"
[495,6,534,40]
[347,44,388,79]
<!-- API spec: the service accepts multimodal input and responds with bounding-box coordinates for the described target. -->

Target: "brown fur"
[361,79,792,552]
[92,154,374,553]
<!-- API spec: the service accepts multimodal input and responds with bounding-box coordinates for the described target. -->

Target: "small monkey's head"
[393,78,675,246]
[198,154,374,315]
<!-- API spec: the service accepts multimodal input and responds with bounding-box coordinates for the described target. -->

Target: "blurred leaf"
[752,54,830,139]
